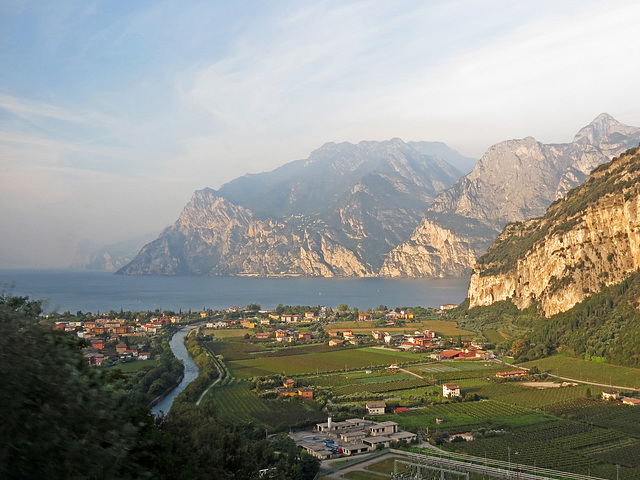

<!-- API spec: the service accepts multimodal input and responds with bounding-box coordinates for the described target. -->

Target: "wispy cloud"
[1,0,639,268]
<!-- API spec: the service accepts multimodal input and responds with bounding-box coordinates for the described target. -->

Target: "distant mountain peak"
[572,113,634,146]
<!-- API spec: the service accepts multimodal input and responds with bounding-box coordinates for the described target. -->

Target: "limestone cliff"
[119,138,466,276]
[379,215,495,277]
[119,189,371,276]
[383,114,640,277]
[468,146,640,316]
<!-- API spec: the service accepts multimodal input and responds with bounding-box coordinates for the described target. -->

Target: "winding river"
[151,327,200,416]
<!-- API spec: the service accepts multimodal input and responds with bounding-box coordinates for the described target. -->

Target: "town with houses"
[48,301,640,463]
[50,303,494,375]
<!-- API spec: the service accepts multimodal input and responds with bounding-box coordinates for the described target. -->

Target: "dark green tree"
[0,295,155,479]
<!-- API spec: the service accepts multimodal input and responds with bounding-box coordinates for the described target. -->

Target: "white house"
[366,401,387,415]
[442,383,461,397]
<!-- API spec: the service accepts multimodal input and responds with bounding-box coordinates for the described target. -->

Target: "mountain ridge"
[468,145,640,317]
[380,113,640,278]
[119,114,640,278]
[118,138,465,276]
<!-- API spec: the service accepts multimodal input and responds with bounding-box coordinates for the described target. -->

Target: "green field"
[520,355,640,389]
[206,383,325,428]
[200,329,640,480]
[228,347,425,379]
[108,359,157,373]
[387,400,551,433]
[482,329,508,343]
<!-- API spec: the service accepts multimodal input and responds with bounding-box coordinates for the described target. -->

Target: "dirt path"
[399,367,425,379]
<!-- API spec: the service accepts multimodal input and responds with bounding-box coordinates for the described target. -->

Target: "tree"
[246,303,261,312]
[0,295,153,479]
[511,339,527,357]
[337,304,348,312]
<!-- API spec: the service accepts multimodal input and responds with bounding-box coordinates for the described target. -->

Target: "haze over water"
[0,270,469,314]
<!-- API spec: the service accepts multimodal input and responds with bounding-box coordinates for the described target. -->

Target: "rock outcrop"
[382,114,640,277]
[120,115,640,278]
[468,147,640,316]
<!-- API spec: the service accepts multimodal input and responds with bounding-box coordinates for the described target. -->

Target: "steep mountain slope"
[118,139,462,276]
[468,146,640,317]
[381,114,640,277]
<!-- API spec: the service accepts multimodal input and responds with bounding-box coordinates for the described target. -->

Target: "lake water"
[151,327,199,416]
[0,269,470,314]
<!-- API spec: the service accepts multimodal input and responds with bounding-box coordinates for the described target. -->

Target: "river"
[151,327,200,416]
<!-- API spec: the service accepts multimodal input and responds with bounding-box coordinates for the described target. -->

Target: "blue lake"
[0,269,470,314]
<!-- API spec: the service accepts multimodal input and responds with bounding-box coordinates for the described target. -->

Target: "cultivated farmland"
[228,347,425,379]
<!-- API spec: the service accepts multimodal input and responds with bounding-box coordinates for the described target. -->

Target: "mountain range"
[117,139,467,276]
[117,114,640,277]
[469,144,640,317]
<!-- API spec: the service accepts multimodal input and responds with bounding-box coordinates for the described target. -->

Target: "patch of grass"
[366,456,407,474]
[107,359,157,373]
[482,329,507,343]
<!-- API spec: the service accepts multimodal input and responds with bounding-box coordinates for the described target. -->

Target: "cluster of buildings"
[275,379,314,399]
[430,345,492,361]
[495,370,528,379]
[53,317,163,367]
[294,417,417,459]
[601,390,640,405]
[205,311,323,330]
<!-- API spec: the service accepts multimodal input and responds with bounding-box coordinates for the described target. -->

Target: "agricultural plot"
[448,434,594,471]
[387,400,550,433]
[482,329,507,343]
[546,399,640,436]
[306,369,415,388]
[228,347,427,379]
[207,383,324,428]
[205,328,248,338]
[411,363,503,383]
[445,397,640,478]
[207,339,263,360]
[519,355,640,388]
[457,379,594,408]
[333,378,428,395]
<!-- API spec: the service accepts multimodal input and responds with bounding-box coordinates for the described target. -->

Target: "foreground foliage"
[0,295,319,479]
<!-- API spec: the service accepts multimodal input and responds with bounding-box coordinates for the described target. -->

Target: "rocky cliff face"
[382,114,640,277]
[468,147,640,316]
[120,115,640,278]
[119,139,465,276]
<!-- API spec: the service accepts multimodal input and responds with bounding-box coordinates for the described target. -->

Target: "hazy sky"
[1,0,639,268]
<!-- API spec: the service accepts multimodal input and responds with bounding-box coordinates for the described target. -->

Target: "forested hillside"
[454,271,640,368]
